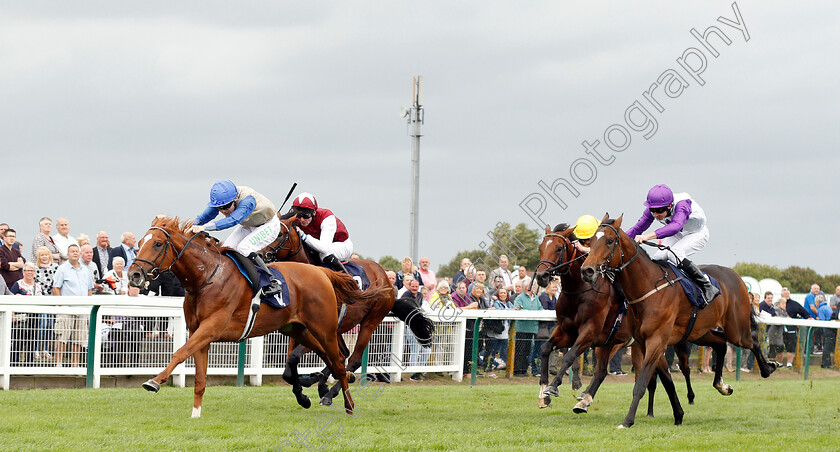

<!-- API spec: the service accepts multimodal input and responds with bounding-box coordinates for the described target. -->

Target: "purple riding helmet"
[643,184,674,209]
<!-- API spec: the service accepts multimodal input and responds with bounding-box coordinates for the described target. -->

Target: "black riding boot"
[322,254,348,273]
[678,258,720,306]
[249,253,283,296]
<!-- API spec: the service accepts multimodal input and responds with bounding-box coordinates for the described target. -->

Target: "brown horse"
[581,214,776,428]
[535,224,693,417]
[128,216,391,417]
[261,212,433,406]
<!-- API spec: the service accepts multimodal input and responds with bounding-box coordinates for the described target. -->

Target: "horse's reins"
[131,226,221,295]
[262,219,304,262]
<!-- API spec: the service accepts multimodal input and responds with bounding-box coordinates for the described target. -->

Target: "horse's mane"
[602,219,617,225]
[553,223,570,232]
[151,216,223,248]
[279,210,297,221]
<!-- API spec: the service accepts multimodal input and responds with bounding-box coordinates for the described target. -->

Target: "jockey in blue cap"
[624,184,720,304]
[190,180,283,296]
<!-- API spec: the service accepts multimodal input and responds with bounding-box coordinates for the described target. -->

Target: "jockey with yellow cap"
[571,214,600,254]
[291,192,353,273]
[190,180,283,296]
[624,184,720,304]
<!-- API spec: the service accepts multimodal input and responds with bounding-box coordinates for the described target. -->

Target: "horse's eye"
[606,238,614,245]
[154,241,163,247]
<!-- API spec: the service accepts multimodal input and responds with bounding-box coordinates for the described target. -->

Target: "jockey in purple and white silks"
[624,184,720,304]
[190,180,283,296]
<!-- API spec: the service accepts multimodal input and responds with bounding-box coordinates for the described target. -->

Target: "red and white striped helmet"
[292,192,318,211]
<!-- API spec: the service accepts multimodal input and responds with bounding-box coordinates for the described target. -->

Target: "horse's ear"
[544,225,552,234]
[563,225,576,237]
[600,212,609,224]
[615,214,623,229]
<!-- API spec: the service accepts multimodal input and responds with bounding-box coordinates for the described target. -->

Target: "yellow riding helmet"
[574,215,600,240]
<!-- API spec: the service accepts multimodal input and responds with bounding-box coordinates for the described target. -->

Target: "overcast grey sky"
[2,1,838,275]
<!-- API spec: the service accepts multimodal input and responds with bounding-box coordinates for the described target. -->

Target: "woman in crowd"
[102,257,129,295]
[481,288,514,378]
[513,277,542,377]
[774,297,796,368]
[33,246,58,360]
[9,262,41,365]
[395,256,422,290]
[430,280,454,310]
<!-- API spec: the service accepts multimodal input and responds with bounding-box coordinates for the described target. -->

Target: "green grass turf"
[1,371,838,451]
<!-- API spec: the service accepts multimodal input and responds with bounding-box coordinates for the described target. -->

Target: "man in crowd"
[1,228,25,288]
[490,255,514,292]
[0,223,20,251]
[511,265,528,289]
[92,231,112,278]
[52,244,94,367]
[52,218,76,265]
[31,217,60,263]
[399,278,428,381]
[417,257,436,302]
[816,294,835,368]
[452,258,471,288]
[109,232,137,270]
[759,291,776,317]
[804,283,822,319]
[80,244,107,294]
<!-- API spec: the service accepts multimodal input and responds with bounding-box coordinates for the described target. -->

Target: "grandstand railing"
[1,296,838,390]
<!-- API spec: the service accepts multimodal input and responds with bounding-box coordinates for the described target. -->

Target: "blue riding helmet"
[208,180,238,208]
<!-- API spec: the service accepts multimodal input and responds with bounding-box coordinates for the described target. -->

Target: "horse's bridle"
[262,220,303,262]
[130,226,221,294]
[536,233,588,277]
[593,223,640,282]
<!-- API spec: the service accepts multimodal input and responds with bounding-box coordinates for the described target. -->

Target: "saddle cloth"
[225,251,290,309]
[663,262,721,307]
[343,261,370,290]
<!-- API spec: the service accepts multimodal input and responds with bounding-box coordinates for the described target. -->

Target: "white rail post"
[389,320,405,383]
[172,314,188,388]
[249,335,265,387]
[1,310,11,390]
[453,317,466,382]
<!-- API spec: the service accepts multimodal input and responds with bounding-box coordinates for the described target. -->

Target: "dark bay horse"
[128,216,392,417]
[535,224,693,416]
[581,214,776,428]
[261,213,434,405]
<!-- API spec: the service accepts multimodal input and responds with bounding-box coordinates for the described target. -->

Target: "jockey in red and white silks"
[291,192,353,273]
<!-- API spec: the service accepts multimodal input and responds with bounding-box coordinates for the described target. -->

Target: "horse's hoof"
[545,386,559,397]
[538,396,551,408]
[319,396,333,407]
[617,424,626,429]
[318,385,329,399]
[142,380,160,393]
[572,380,582,391]
[572,402,588,414]
[716,383,733,396]
[347,373,356,384]
[296,395,312,409]
[191,406,202,418]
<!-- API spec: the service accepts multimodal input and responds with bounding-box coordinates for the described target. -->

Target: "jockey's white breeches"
[651,226,709,265]
[305,236,354,261]
[223,215,281,256]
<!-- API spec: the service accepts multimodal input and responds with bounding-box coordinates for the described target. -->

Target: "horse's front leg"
[619,337,665,429]
[191,344,210,418]
[574,343,620,414]
[538,332,560,408]
[674,342,695,404]
[544,341,583,398]
[143,320,223,393]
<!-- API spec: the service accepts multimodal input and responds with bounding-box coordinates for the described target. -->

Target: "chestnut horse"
[581,214,776,428]
[261,212,433,406]
[128,216,392,417]
[535,224,693,417]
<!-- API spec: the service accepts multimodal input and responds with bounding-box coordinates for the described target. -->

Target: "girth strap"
[677,304,699,345]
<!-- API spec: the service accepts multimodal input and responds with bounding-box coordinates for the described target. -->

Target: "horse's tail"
[391,298,435,347]
[323,269,392,307]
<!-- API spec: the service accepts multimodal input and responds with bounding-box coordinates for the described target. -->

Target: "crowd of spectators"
[0,218,183,367]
